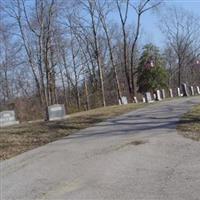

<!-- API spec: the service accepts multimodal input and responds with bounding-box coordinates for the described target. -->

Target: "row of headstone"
[119,83,200,105]
[0,110,19,127]
[0,104,67,127]
[2,83,200,127]
[181,83,200,97]
[143,84,200,104]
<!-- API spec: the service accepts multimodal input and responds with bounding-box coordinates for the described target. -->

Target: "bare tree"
[116,0,130,98]
[161,7,200,87]
[3,0,59,120]
[96,0,123,103]
[116,0,162,98]
[130,0,162,97]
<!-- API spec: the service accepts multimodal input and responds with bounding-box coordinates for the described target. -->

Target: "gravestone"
[119,96,128,105]
[133,96,138,103]
[177,87,181,97]
[196,86,200,95]
[142,97,146,103]
[181,83,189,97]
[169,88,173,98]
[161,89,166,99]
[145,92,154,103]
[0,110,19,127]
[156,90,162,101]
[190,86,195,96]
[48,104,66,121]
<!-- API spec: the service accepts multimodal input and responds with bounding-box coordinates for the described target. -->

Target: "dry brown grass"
[0,103,146,160]
[177,104,200,141]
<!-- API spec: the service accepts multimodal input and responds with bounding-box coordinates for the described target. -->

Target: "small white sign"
[169,89,173,98]
[50,106,62,111]
[119,96,128,105]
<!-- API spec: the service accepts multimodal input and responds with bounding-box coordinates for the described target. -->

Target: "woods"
[1,0,200,121]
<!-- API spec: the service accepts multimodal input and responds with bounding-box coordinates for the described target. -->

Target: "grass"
[177,104,200,141]
[0,103,146,160]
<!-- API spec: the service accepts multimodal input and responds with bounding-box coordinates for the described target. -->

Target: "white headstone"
[161,89,166,99]
[181,83,189,96]
[48,104,66,121]
[190,86,195,96]
[169,89,173,98]
[0,110,19,127]
[196,86,200,95]
[119,96,128,105]
[145,92,154,103]
[142,97,146,103]
[177,87,181,97]
[156,90,162,101]
[133,96,138,103]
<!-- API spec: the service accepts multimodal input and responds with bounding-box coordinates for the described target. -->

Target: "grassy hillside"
[177,104,200,141]
[0,103,146,160]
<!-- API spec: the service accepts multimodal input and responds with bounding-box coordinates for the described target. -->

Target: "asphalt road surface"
[1,97,200,200]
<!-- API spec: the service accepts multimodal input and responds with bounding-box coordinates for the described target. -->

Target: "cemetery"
[1,83,200,130]
[1,1,200,199]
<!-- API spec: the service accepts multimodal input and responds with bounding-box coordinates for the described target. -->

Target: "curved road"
[1,97,200,200]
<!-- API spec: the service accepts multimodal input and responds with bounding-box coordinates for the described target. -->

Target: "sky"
[127,0,200,49]
[1,0,199,50]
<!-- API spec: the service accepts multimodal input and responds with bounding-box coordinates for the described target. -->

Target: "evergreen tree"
[137,44,168,93]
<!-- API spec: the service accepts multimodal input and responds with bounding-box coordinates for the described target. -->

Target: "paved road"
[1,97,200,200]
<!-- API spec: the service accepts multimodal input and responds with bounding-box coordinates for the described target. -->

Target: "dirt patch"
[128,140,147,145]
[115,140,148,150]
[178,131,200,141]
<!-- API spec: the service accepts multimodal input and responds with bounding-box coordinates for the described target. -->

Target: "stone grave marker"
[119,96,128,105]
[169,89,173,98]
[196,86,200,95]
[0,110,19,127]
[133,96,138,103]
[190,86,195,96]
[161,89,166,99]
[145,92,154,103]
[122,96,128,105]
[142,97,146,103]
[177,87,181,97]
[181,83,189,97]
[48,104,66,121]
[156,90,162,101]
